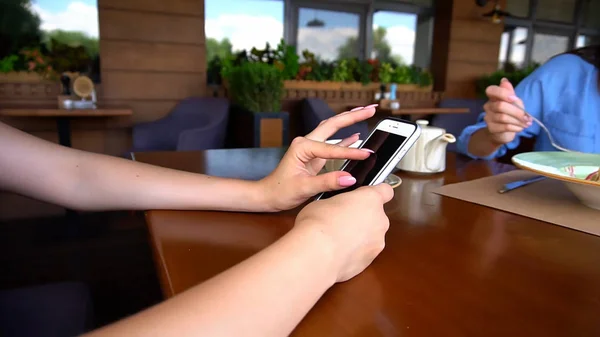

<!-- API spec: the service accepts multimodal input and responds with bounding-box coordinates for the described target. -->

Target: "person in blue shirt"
[457,46,600,159]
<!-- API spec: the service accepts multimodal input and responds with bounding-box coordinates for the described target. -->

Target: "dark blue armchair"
[300,98,369,140]
[131,97,229,153]
[431,99,486,152]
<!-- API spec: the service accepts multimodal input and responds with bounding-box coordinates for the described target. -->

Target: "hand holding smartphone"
[315,118,421,200]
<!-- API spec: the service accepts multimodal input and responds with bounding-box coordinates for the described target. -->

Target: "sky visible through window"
[206,0,417,63]
[32,0,98,38]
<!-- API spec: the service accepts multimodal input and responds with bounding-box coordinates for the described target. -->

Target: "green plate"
[512,152,600,210]
[512,152,600,185]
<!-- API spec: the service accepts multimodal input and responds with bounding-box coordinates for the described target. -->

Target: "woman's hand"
[483,78,532,145]
[260,105,377,212]
[294,183,394,283]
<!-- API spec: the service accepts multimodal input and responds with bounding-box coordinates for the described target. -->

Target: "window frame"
[284,0,433,62]
[285,0,367,60]
[501,0,600,67]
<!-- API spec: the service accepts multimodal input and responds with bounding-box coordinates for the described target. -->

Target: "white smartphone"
[315,117,421,200]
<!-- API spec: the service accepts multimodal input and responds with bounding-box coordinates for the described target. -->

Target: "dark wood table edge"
[145,211,177,299]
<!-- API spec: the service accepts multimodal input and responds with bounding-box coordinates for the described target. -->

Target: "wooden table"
[135,149,600,336]
[0,106,132,147]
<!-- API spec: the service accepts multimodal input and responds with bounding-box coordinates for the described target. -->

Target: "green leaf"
[227,62,284,113]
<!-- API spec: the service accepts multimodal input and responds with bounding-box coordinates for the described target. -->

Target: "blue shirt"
[457,54,600,160]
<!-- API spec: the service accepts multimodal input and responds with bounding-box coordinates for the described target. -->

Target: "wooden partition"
[431,0,505,98]
[98,0,207,125]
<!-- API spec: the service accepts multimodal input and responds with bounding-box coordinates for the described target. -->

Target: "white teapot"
[397,120,456,174]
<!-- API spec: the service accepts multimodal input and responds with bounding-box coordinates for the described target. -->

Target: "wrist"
[250,179,278,213]
[288,222,339,287]
[485,129,507,146]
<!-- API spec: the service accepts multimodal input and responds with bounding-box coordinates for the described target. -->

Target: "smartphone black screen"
[318,130,407,200]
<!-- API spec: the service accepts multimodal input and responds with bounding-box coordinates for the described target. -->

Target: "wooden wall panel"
[101,71,206,100]
[98,0,207,132]
[431,0,505,98]
[101,41,205,73]
[448,40,502,63]
[450,20,504,43]
[98,0,203,15]
[99,9,204,44]
[445,61,497,97]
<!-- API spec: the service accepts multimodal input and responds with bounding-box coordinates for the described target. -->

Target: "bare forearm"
[85,226,336,337]
[0,121,270,212]
[467,128,503,158]
[70,150,270,212]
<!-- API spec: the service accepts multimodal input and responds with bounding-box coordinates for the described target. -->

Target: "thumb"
[500,77,515,94]
[355,183,394,204]
[303,171,357,196]
[369,183,395,203]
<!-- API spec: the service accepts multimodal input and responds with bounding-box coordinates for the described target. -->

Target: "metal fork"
[509,102,579,153]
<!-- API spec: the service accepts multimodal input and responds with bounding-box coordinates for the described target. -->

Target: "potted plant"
[285,50,342,90]
[475,64,538,98]
[225,61,289,148]
[0,49,56,83]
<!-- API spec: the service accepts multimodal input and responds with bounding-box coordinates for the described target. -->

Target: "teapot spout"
[440,133,456,144]
[424,133,456,172]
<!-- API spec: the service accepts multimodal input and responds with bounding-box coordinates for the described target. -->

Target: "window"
[499,32,509,68]
[499,27,528,69]
[2,0,100,81]
[532,33,569,64]
[577,34,600,47]
[506,0,530,18]
[500,0,600,68]
[372,11,416,65]
[205,0,284,62]
[296,8,360,61]
[576,35,589,48]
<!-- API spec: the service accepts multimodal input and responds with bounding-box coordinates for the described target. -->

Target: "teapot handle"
[423,134,452,172]
[424,152,444,172]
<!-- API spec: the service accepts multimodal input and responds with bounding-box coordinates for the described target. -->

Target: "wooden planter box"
[284,80,342,90]
[386,84,433,92]
[227,105,290,148]
[0,72,53,83]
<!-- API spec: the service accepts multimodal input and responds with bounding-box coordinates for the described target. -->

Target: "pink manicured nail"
[501,77,508,83]
[350,106,364,111]
[352,132,360,138]
[508,95,519,102]
[338,176,357,187]
[361,148,375,153]
[366,104,379,108]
